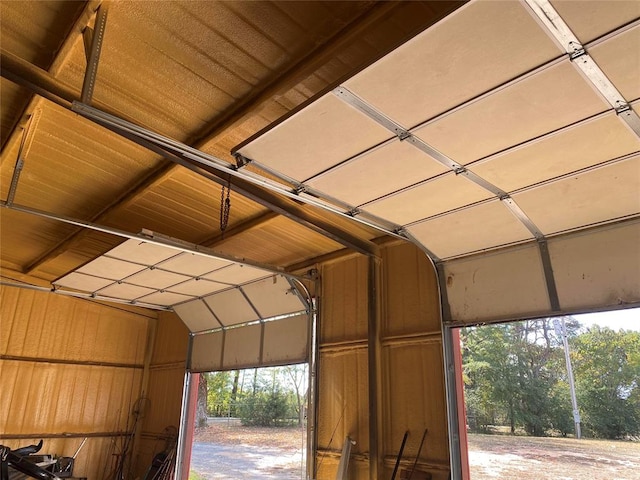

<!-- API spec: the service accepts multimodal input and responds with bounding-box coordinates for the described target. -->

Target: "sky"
[573,307,640,332]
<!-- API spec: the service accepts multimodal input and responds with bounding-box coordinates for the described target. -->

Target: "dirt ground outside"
[467,433,640,480]
[190,421,640,479]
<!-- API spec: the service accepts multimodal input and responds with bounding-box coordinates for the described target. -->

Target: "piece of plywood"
[173,299,221,333]
[53,272,115,292]
[262,314,309,366]
[550,0,640,44]
[190,332,224,372]
[550,220,640,311]
[222,324,262,369]
[107,240,180,265]
[97,282,156,301]
[156,252,232,276]
[138,290,194,307]
[167,278,228,297]
[204,287,259,326]
[588,25,640,102]
[126,268,191,290]
[77,256,146,280]
[202,263,270,285]
[241,275,306,319]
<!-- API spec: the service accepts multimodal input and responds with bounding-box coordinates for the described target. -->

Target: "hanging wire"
[219,178,231,235]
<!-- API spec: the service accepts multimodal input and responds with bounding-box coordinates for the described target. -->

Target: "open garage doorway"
[186,364,310,480]
[452,309,640,480]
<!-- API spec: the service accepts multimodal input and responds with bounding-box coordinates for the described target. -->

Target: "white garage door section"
[235,0,640,324]
[53,237,311,370]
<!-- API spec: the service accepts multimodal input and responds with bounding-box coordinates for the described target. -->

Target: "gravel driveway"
[190,442,305,479]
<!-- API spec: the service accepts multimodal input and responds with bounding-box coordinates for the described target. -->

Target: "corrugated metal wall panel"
[134,311,188,480]
[317,350,370,455]
[1,286,148,364]
[0,360,142,435]
[0,437,123,480]
[150,311,189,365]
[0,285,153,480]
[316,242,447,479]
[383,344,449,467]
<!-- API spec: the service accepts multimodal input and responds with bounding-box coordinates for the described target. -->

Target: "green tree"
[572,326,640,439]
[239,388,291,427]
[206,371,232,416]
[461,318,580,436]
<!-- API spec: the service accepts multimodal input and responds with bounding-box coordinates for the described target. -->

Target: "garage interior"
[1,1,639,480]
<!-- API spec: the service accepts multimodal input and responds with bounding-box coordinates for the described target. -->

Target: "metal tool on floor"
[391,430,409,480]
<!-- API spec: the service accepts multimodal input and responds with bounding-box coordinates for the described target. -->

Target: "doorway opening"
[454,309,640,480]
[188,364,309,480]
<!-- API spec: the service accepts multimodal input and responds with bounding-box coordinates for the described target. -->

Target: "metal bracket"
[347,207,361,217]
[397,130,411,141]
[234,153,252,169]
[568,46,586,61]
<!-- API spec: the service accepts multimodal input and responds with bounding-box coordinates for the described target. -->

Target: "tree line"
[461,319,640,439]
[197,364,308,428]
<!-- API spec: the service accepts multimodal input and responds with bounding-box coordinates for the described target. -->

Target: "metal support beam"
[81,4,108,104]
[537,239,561,312]
[0,279,170,311]
[367,256,383,480]
[74,105,382,257]
[442,326,463,480]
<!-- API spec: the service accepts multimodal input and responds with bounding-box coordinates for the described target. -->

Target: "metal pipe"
[0,432,130,440]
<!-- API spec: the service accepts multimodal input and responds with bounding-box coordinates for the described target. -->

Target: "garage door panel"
[469,113,640,192]
[513,156,640,234]
[343,0,560,127]
[408,200,533,260]
[443,243,550,323]
[550,220,640,311]
[363,173,492,225]
[413,61,608,165]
